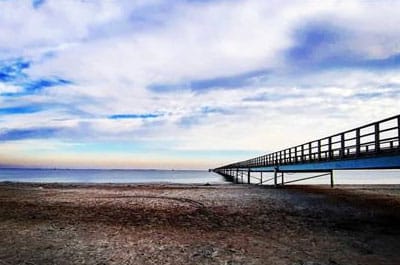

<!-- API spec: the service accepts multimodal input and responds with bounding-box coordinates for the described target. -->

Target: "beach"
[0,183,400,265]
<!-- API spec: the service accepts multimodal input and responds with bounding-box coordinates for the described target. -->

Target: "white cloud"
[0,83,23,94]
[0,0,400,168]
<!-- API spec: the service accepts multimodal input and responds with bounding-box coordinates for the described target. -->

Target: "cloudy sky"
[0,0,399,169]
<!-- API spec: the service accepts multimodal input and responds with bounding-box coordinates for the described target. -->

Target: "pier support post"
[260,172,263,185]
[281,172,284,186]
[235,169,239,184]
[274,168,278,187]
[330,170,334,188]
[247,169,250,184]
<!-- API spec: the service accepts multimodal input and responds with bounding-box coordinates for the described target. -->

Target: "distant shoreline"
[0,167,208,171]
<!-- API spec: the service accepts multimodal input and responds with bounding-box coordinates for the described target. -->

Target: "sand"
[0,182,399,265]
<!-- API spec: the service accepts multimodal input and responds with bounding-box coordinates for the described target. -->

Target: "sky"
[0,0,399,170]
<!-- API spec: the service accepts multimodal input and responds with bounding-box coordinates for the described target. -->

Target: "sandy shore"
[0,183,400,265]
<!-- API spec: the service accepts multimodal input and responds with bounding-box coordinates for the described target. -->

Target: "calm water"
[249,170,400,185]
[0,168,399,184]
[0,168,227,184]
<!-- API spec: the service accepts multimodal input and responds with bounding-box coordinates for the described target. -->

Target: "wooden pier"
[214,114,400,186]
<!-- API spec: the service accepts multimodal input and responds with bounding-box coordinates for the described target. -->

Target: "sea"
[0,168,399,185]
[0,168,227,184]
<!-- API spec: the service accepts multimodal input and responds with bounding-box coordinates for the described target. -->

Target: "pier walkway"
[214,114,400,187]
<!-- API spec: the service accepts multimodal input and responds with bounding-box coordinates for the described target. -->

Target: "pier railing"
[216,114,400,170]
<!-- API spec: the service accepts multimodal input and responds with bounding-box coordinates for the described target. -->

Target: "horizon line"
[0,166,210,171]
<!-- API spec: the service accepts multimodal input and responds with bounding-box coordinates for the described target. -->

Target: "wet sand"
[0,183,400,265]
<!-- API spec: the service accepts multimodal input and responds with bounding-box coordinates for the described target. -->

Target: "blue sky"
[0,0,399,169]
